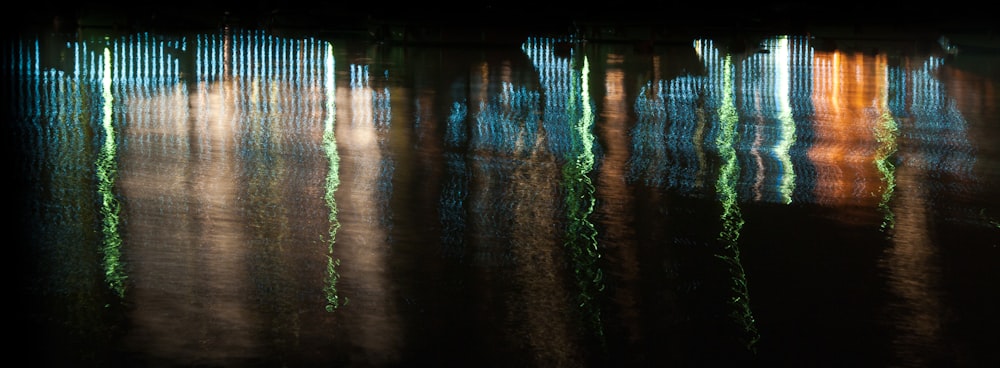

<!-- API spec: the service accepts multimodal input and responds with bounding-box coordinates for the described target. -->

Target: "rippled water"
[8,26,1000,367]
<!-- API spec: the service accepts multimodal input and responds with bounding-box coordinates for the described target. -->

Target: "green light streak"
[873,61,898,233]
[715,55,759,353]
[323,42,346,311]
[774,37,796,204]
[575,57,596,172]
[97,46,126,298]
[874,98,898,233]
[562,55,605,341]
[717,56,740,242]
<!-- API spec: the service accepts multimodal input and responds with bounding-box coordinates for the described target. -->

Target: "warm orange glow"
[596,59,641,344]
[808,51,888,210]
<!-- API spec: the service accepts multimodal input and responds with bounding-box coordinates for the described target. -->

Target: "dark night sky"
[4,1,996,34]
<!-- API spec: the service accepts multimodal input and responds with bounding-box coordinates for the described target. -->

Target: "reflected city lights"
[771,37,796,204]
[8,26,996,368]
[562,55,605,340]
[472,82,541,155]
[627,80,671,189]
[97,46,126,298]
[874,54,898,232]
[594,51,644,349]
[906,56,977,190]
[523,37,607,342]
[323,42,345,311]
[340,57,403,363]
[715,54,759,352]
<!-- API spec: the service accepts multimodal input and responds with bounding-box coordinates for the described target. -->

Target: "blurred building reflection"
[7,27,988,367]
[615,36,977,212]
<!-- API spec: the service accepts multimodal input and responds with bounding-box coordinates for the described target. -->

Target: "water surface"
[8,26,1000,367]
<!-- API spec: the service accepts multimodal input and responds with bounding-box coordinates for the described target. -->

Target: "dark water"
[6,24,1000,367]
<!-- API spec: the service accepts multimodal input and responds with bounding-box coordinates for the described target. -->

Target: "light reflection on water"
[9,28,1000,367]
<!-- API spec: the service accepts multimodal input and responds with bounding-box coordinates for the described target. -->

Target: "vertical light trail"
[715,55,759,353]
[874,55,898,232]
[323,42,345,311]
[526,36,606,347]
[596,52,642,348]
[774,36,796,204]
[881,56,958,366]
[97,46,126,298]
[562,55,605,342]
[339,59,402,364]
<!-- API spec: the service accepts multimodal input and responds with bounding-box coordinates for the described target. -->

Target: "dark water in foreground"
[7,26,1000,367]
